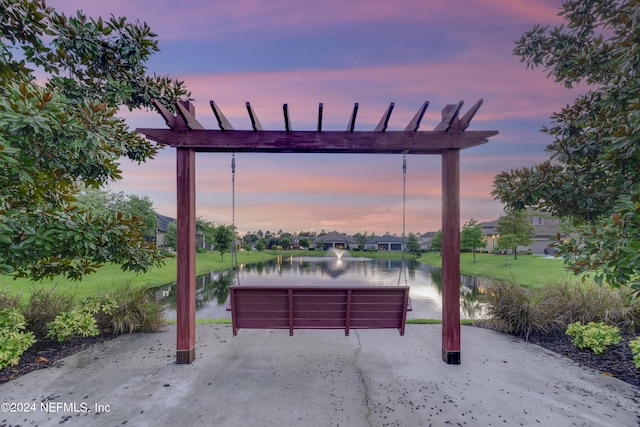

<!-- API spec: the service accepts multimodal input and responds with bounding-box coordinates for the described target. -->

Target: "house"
[481,215,568,255]
[528,216,568,254]
[481,220,499,253]
[155,214,176,247]
[311,231,358,250]
[418,231,437,250]
[364,234,405,251]
[155,213,205,249]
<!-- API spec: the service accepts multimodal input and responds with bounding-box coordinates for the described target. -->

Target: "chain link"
[231,153,240,284]
[398,152,408,286]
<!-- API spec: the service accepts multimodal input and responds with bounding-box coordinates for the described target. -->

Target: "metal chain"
[398,152,408,286]
[231,153,240,285]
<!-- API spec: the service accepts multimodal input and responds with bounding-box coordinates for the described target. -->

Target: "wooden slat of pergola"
[137,99,498,366]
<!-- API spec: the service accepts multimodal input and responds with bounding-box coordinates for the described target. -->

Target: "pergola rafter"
[137,98,498,366]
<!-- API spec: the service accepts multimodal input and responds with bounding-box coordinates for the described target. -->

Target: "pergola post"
[441,148,461,364]
[176,147,196,364]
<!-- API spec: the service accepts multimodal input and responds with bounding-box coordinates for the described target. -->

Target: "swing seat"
[226,285,411,336]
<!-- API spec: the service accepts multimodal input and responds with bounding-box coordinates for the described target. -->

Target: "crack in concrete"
[353,330,374,427]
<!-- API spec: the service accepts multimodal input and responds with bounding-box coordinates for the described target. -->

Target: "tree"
[242,232,260,249]
[195,217,216,250]
[430,230,442,254]
[352,232,368,250]
[460,219,484,263]
[213,225,233,261]
[491,0,640,293]
[406,232,421,254]
[495,211,534,260]
[279,237,292,250]
[164,222,177,251]
[497,235,520,266]
[299,238,311,249]
[0,1,189,280]
[124,195,158,238]
[75,188,158,238]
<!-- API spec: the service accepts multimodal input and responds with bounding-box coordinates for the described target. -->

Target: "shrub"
[565,322,622,355]
[0,291,21,310]
[22,287,75,337]
[78,295,118,332]
[535,281,640,332]
[630,338,640,369]
[100,284,166,334]
[486,280,640,340]
[0,308,36,369]
[484,281,549,339]
[46,310,100,342]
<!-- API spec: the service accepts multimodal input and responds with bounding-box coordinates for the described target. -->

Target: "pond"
[154,252,490,320]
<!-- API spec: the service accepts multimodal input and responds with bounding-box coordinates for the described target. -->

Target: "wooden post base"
[442,348,461,365]
[176,348,195,364]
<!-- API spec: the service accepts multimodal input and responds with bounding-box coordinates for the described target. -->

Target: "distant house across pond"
[311,231,358,250]
[418,231,437,251]
[481,214,569,255]
[155,214,206,249]
[364,234,405,252]
[155,214,175,247]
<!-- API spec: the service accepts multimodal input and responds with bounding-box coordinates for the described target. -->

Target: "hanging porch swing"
[225,151,412,336]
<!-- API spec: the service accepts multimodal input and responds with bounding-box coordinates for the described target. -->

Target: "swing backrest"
[227,285,411,336]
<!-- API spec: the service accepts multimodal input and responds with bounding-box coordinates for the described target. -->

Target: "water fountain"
[325,247,351,259]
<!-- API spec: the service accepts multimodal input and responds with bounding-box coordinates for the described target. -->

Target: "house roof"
[157,214,176,232]
[365,234,405,244]
[312,231,357,244]
[419,231,437,238]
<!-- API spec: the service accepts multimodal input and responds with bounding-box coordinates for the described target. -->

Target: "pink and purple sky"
[50,0,580,236]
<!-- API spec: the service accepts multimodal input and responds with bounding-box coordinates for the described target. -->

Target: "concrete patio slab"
[1,325,638,426]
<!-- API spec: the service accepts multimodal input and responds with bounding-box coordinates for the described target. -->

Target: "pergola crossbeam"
[458,99,484,130]
[374,102,395,132]
[246,102,263,131]
[138,128,497,154]
[347,102,359,132]
[210,100,234,131]
[317,103,324,131]
[404,101,429,132]
[151,99,178,129]
[176,101,205,130]
[283,103,292,131]
[434,101,464,131]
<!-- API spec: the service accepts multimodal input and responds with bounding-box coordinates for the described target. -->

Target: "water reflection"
[156,256,489,320]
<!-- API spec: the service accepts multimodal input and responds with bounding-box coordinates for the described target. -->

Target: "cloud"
[49,0,563,41]
[46,0,575,235]
[147,56,576,134]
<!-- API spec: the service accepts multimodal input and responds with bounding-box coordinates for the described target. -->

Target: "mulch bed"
[525,329,640,388]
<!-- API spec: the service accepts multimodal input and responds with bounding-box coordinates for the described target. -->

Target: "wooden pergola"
[137,99,498,365]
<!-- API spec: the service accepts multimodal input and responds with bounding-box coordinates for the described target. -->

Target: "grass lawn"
[417,251,582,288]
[0,251,273,301]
